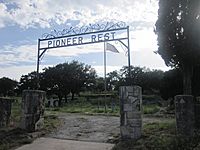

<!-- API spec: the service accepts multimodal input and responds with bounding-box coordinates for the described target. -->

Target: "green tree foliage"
[0,77,17,96]
[106,70,120,91]
[192,66,200,96]
[92,77,105,92]
[142,69,164,94]
[160,69,183,100]
[120,66,144,86]
[119,66,163,94]
[155,0,200,94]
[41,61,96,105]
[17,71,38,94]
[159,67,200,99]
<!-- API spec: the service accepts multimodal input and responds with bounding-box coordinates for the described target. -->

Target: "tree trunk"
[71,92,75,100]
[58,94,63,107]
[182,64,193,95]
[64,94,68,103]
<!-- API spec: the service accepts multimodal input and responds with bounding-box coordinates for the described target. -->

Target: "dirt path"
[47,113,174,143]
[15,113,174,150]
[48,113,120,143]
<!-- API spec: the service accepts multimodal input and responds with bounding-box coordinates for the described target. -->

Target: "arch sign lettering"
[37,22,131,84]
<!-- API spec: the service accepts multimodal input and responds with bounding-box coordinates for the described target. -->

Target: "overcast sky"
[0,0,169,81]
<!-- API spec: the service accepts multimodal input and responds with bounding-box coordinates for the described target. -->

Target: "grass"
[0,97,61,150]
[143,104,160,114]
[45,96,163,116]
[46,97,120,116]
[43,114,62,132]
[10,99,21,128]
[1,95,178,149]
[0,128,33,150]
[0,115,61,150]
[112,119,200,150]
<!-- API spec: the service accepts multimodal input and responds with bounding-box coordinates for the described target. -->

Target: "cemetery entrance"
[36,22,131,86]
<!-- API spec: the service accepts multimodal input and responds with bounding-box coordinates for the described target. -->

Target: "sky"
[0,0,170,81]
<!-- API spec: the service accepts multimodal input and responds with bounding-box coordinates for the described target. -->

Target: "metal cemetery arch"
[37,22,131,87]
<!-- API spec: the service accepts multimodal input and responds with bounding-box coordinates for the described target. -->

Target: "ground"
[47,113,174,144]
[48,113,120,143]
[3,96,199,150]
[15,113,174,150]
[15,138,114,150]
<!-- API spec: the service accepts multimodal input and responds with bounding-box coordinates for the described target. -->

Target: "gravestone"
[175,95,194,136]
[46,98,59,107]
[119,86,142,140]
[0,98,12,127]
[20,90,46,132]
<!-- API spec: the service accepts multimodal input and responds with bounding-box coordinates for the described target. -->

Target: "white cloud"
[0,26,165,71]
[0,0,169,80]
[46,43,103,57]
[0,3,11,28]
[131,28,157,52]
[0,64,53,81]
[1,0,158,29]
[0,44,36,66]
[93,65,122,77]
[0,65,36,81]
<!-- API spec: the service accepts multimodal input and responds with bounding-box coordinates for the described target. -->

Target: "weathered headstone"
[46,98,59,107]
[175,95,194,136]
[0,98,12,127]
[20,90,46,132]
[119,86,142,140]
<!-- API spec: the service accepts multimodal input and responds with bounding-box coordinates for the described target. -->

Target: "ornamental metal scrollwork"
[41,21,126,39]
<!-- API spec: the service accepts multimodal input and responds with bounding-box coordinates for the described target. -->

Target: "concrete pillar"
[0,98,12,128]
[119,86,142,140]
[175,95,194,136]
[20,90,46,132]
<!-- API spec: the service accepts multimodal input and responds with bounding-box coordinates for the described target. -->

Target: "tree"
[192,66,200,97]
[120,66,145,86]
[160,69,183,100]
[42,61,96,105]
[106,70,120,91]
[155,0,200,94]
[93,77,105,92]
[119,66,164,94]
[142,69,164,94]
[41,65,66,105]
[18,71,38,93]
[0,77,17,96]
[68,61,96,100]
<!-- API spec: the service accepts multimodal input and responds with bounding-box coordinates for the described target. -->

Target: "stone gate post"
[119,86,142,140]
[0,98,12,128]
[175,95,194,136]
[20,90,46,132]
[195,97,200,131]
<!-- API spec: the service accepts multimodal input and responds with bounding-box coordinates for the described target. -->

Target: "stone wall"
[0,98,12,127]
[20,90,46,132]
[195,97,200,131]
[119,86,142,140]
[175,95,194,136]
